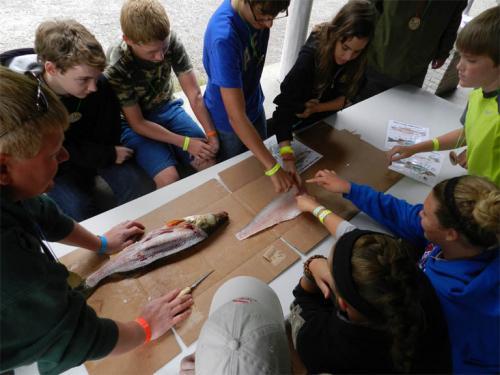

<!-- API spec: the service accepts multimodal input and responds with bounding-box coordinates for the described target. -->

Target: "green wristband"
[279,146,294,155]
[182,136,191,151]
[432,137,440,151]
[265,163,281,177]
[318,209,332,224]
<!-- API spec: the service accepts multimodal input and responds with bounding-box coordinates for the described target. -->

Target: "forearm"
[229,114,276,169]
[187,92,216,134]
[410,128,464,153]
[315,96,346,113]
[108,321,145,356]
[59,223,101,252]
[129,118,185,148]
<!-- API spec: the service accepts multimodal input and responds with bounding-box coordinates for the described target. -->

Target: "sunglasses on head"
[0,71,49,138]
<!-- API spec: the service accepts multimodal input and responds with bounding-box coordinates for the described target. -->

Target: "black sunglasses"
[249,4,288,23]
[26,71,49,115]
[0,71,49,138]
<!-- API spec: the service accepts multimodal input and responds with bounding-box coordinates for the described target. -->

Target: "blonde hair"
[35,19,106,73]
[120,0,170,44]
[456,5,500,65]
[349,234,425,372]
[0,67,68,158]
[312,0,376,99]
[433,175,500,247]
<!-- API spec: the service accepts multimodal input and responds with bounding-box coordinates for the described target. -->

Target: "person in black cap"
[289,191,452,374]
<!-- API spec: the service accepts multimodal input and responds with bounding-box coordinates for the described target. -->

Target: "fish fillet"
[83,212,228,289]
[236,186,301,240]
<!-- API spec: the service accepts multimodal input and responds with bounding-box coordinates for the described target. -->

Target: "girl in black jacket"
[271,0,376,181]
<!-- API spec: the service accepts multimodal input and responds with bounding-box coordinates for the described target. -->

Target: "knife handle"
[178,287,192,297]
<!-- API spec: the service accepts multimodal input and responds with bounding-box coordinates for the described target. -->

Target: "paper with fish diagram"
[385,120,444,186]
[264,136,323,174]
[219,123,403,253]
[61,179,300,375]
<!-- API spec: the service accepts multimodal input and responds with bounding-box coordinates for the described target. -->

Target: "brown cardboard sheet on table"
[61,179,300,375]
[219,122,402,253]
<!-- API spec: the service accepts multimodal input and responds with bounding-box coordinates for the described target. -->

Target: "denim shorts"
[121,98,206,178]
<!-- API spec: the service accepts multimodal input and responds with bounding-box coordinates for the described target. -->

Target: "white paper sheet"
[385,120,444,186]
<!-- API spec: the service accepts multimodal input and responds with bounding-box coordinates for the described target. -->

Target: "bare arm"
[122,104,185,147]
[60,220,145,254]
[387,128,465,163]
[178,71,218,156]
[122,103,213,160]
[220,87,293,192]
[296,97,346,119]
[109,289,193,355]
[296,193,345,235]
[178,71,215,135]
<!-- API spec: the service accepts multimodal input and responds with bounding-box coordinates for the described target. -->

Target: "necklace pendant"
[69,112,82,123]
[408,16,421,30]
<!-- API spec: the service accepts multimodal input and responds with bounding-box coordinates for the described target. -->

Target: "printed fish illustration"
[80,212,229,292]
[236,186,301,240]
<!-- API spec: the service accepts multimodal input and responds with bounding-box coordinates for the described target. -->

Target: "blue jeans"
[217,110,267,161]
[121,98,206,178]
[47,161,153,222]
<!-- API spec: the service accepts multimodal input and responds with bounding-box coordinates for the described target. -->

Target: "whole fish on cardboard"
[236,186,301,240]
[80,212,229,291]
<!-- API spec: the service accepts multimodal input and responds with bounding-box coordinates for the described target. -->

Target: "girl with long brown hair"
[271,0,376,182]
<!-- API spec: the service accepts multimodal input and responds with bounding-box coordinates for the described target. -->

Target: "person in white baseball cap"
[179,276,291,375]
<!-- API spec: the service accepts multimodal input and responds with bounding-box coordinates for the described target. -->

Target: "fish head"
[183,211,229,235]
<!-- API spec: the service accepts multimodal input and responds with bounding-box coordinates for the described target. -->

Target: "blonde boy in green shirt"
[387,6,500,186]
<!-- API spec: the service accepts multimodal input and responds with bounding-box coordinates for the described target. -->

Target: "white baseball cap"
[195,276,291,375]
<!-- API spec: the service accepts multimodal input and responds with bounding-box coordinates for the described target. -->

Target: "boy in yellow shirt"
[387,6,500,186]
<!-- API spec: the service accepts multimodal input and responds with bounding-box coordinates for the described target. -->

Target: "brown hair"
[120,0,170,44]
[456,5,500,65]
[35,19,106,73]
[0,67,68,158]
[433,175,500,247]
[348,234,425,372]
[312,0,376,98]
[246,0,290,16]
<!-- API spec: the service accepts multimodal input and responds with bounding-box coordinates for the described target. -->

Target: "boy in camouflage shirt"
[106,0,218,188]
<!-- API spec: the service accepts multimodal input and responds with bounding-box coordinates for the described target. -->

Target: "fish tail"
[74,279,97,299]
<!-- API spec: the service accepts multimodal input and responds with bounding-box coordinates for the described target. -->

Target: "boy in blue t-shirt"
[203,0,296,193]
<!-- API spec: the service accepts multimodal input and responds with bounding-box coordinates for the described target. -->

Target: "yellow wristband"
[318,209,332,224]
[265,163,281,176]
[279,146,294,155]
[182,136,190,151]
[432,137,440,151]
